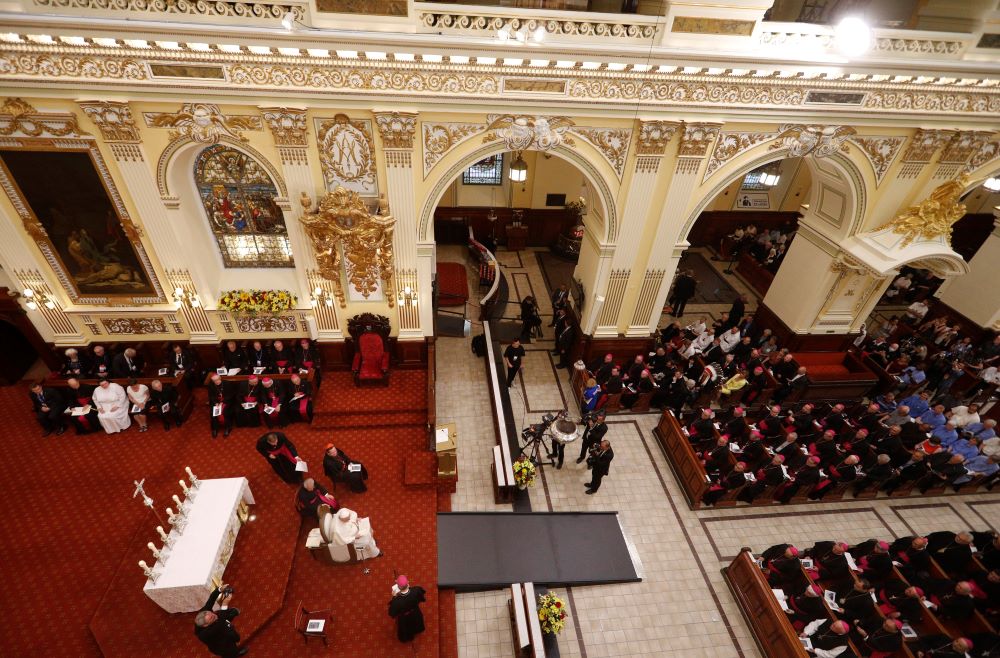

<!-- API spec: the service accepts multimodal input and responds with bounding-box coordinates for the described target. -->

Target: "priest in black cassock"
[258,377,285,428]
[323,444,368,493]
[296,338,322,389]
[222,340,248,373]
[388,576,426,643]
[271,339,294,374]
[295,478,337,517]
[64,378,99,435]
[235,375,262,427]
[148,379,183,430]
[256,432,302,484]
[284,373,313,424]
[89,345,113,379]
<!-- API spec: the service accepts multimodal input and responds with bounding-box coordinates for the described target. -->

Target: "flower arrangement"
[565,196,587,219]
[537,592,568,635]
[218,289,298,316]
[512,455,536,489]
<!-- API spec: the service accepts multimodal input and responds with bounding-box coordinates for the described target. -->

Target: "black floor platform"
[438,512,641,591]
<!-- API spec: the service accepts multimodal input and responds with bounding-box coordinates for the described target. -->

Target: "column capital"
[635,120,681,156]
[77,101,141,143]
[677,122,723,158]
[374,111,418,150]
[259,107,309,147]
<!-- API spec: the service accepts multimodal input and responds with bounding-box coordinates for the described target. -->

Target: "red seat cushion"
[353,333,389,380]
[807,364,852,379]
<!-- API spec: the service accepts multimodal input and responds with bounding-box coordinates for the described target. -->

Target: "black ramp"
[438,512,640,590]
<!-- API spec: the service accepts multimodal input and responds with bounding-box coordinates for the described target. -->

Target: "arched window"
[194,144,293,267]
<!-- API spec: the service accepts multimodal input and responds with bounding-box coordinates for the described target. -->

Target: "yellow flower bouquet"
[512,455,536,489]
[537,592,568,635]
[217,289,298,316]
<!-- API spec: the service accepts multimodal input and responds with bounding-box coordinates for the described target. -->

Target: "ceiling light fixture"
[509,151,527,183]
[834,16,871,57]
[984,177,1000,192]
[281,11,295,31]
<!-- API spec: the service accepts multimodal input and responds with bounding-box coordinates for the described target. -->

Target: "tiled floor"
[436,247,1000,658]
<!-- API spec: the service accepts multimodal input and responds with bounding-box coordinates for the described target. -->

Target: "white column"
[260,107,343,340]
[374,111,422,338]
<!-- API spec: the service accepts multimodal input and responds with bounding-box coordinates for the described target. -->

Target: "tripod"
[520,429,555,467]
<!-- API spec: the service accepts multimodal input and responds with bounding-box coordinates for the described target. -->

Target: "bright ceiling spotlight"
[984,177,1000,192]
[532,26,546,42]
[834,16,871,57]
[497,28,510,42]
[281,11,295,31]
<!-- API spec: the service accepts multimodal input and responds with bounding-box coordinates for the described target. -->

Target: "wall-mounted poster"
[735,191,770,210]
[0,148,158,299]
[314,114,378,197]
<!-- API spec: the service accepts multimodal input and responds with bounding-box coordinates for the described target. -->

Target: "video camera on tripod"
[520,410,574,465]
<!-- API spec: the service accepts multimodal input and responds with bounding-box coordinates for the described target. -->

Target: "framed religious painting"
[0,142,164,305]
[314,114,378,197]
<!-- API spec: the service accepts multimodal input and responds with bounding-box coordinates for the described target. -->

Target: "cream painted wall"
[443,152,586,210]
[709,158,810,212]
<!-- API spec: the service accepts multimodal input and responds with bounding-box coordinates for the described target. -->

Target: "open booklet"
[295,461,308,472]
[70,405,92,416]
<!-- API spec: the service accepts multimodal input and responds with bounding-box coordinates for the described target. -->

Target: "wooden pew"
[924,554,996,638]
[484,322,515,504]
[202,369,315,386]
[50,373,193,422]
[724,548,809,658]
[508,583,531,658]
[653,410,712,508]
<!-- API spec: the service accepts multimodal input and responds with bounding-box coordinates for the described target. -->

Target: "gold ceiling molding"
[32,0,305,20]
[259,107,308,147]
[939,130,996,164]
[300,187,395,308]
[0,97,84,138]
[847,136,907,186]
[418,11,659,41]
[901,129,953,163]
[877,174,968,247]
[771,124,857,158]
[78,101,140,143]
[373,112,418,150]
[482,114,575,152]
[636,121,681,156]
[677,123,722,158]
[422,121,486,176]
[569,127,631,179]
[143,103,262,143]
[703,131,777,181]
[318,0,405,16]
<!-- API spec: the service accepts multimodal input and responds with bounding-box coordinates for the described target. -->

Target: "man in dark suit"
[29,382,65,436]
[111,347,142,379]
[577,411,608,463]
[148,379,182,431]
[193,583,247,657]
[668,270,696,318]
[585,439,614,494]
[169,343,198,387]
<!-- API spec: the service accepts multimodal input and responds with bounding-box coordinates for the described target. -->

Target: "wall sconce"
[172,286,201,309]
[310,286,335,308]
[17,288,56,311]
[398,285,418,307]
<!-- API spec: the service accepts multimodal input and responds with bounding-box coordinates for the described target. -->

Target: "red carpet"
[0,368,452,658]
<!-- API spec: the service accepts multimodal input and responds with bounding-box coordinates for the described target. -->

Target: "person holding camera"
[585,439,615,495]
[576,410,608,464]
[194,583,247,657]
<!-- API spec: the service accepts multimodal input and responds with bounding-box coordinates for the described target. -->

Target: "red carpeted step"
[438,588,458,658]
[312,409,428,430]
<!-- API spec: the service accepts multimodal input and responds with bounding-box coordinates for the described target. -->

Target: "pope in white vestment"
[327,507,380,560]
[93,381,131,434]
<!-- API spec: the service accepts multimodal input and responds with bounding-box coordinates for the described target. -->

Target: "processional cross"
[133,478,166,528]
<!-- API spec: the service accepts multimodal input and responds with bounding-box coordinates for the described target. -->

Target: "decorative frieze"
[0,97,83,138]
[418,11,660,41]
[234,314,298,333]
[32,0,305,21]
[900,129,953,163]
[101,317,168,334]
[771,124,857,158]
[143,103,262,143]
[939,131,996,164]
[482,114,575,152]
[968,140,1000,173]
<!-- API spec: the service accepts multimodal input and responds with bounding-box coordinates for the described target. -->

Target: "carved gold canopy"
[299,186,395,308]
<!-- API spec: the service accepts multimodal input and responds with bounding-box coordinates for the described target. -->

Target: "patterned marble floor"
[436,247,1000,658]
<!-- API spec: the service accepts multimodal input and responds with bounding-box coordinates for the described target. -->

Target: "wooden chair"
[294,601,333,646]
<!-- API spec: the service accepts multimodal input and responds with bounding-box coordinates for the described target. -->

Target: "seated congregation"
[729,529,1000,657]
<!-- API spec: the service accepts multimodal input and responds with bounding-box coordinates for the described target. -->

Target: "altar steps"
[311,408,427,430]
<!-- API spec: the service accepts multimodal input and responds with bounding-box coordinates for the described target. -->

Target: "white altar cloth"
[143,477,254,613]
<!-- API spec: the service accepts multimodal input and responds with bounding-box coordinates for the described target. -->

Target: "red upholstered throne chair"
[349,313,391,387]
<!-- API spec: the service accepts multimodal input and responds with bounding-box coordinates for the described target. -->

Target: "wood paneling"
[754,302,859,352]
[434,206,577,246]
[575,335,655,366]
[686,210,800,250]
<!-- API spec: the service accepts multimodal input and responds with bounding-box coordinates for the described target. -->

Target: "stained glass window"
[462,154,504,185]
[194,145,293,267]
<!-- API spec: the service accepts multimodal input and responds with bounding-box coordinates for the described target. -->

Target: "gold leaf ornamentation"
[848,136,906,186]
[877,174,969,247]
[422,122,486,176]
[143,103,261,143]
[704,132,776,181]
[569,127,631,178]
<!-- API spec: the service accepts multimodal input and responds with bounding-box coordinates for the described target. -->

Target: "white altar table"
[143,477,254,613]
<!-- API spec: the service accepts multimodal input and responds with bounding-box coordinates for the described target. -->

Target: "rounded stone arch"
[157,135,288,202]
[418,139,619,245]
[677,143,869,246]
